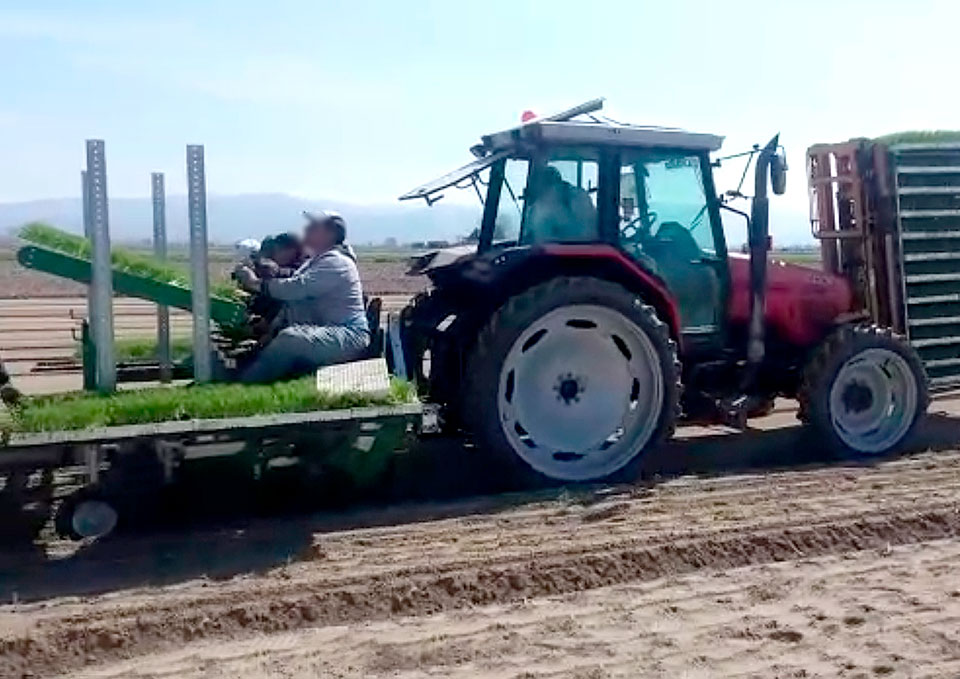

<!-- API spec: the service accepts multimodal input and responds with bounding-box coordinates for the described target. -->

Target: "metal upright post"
[80,169,98,390]
[81,170,92,238]
[85,140,116,392]
[186,145,212,382]
[152,172,172,383]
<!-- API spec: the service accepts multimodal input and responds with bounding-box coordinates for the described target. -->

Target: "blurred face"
[273,245,299,267]
[304,222,336,253]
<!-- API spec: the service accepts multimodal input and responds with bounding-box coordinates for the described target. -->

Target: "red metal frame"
[538,243,683,340]
[807,142,902,331]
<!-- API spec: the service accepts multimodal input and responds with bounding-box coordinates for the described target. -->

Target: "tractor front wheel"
[464,277,679,484]
[799,325,929,458]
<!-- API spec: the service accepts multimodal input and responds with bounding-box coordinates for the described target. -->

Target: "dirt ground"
[58,540,960,679]
[3,395,960,678]
[0,249,956,678]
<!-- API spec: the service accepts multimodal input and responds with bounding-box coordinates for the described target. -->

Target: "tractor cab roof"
[482,119,723,154]
[399,98,723,203]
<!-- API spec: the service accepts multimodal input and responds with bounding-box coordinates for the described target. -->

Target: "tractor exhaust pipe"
[741,134,781,392]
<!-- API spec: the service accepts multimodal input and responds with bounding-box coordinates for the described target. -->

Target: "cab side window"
[642,155,717,255]
[521,151,599,244]
[619,154,717,259]
[619,152,722,330]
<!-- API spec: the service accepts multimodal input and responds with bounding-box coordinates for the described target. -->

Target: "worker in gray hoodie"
[233,211,370,382]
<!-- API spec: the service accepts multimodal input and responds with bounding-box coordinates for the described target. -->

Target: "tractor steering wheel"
[620,211,658,245]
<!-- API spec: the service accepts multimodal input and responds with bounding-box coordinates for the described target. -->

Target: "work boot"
[0,383,21,408]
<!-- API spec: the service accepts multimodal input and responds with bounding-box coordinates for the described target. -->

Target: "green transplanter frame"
[17,245,247,327]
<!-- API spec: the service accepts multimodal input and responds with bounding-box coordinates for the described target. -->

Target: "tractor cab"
[402,101,731,351]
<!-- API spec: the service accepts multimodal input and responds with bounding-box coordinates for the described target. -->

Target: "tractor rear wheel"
[464,277,679,484]
[799,325,929,458]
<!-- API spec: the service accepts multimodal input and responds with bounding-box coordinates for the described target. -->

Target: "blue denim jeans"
[239,324,370,383]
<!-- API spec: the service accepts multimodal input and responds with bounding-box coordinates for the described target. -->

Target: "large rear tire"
[464,277,679,484]
[799,325,929,458]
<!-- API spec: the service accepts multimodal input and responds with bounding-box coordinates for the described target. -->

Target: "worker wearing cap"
[233,211,370,382]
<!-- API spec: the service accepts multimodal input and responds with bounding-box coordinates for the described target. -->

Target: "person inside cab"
[232,211,370,383]
[523,165,598,243]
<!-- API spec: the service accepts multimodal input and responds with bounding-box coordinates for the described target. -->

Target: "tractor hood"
[728,252,855,347]
[407,244,478,276]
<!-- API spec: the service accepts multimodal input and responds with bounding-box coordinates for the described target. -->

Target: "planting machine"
[3,98,959,541]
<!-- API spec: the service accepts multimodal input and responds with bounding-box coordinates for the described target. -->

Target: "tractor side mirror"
[770,149,788,195]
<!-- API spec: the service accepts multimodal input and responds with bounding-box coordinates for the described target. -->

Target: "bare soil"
[59,539,960,678]
[4,413,960,678]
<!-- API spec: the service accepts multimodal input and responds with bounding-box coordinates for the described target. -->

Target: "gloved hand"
[233,264,259,292]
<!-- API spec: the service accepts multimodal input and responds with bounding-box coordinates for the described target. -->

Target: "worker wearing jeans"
[234,211,370,383]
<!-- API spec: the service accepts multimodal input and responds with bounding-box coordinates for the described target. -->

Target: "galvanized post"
[86,140,116,392]
[151,172,172,383]
[81,170,91,238]
[186,145,212,382]
[81,168,98,391]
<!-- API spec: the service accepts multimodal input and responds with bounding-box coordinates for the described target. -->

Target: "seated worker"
[523,166,598,243]
[232,211,370,383]
[247,232,306,328]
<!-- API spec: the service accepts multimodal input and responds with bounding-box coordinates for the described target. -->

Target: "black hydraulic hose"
[741,134,780,392]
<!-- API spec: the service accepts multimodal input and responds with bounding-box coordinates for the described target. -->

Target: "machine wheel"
[799,325,929,458]
[54,487,119,541]
[464,277,680,484]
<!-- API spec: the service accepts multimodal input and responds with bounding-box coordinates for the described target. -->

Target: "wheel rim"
[828,348,918,454]
[497,304,664,481]
[72,499,118,539]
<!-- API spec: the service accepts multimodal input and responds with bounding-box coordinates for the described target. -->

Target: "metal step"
[930,374,960,391]
[908,293,960,305]
[908,315,960,328]
[897,166,960,174]
[923,357,960,369]
[897,186,960,195]
[901,230,960,240]
[906,272,960,284]
[911,335,960,348]
[903,251,960,262]
[900,209,960,218]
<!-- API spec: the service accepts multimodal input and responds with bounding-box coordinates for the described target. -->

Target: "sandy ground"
[62,539,960,679]
[2,256,958,677]
[4,403,960,678]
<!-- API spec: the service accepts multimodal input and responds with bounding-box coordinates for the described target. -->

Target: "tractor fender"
[533,244,682,342]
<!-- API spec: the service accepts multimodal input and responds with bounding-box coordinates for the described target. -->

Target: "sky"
[3,0,960,242]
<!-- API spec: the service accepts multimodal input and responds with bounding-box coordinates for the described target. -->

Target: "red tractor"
[395,99,931,483]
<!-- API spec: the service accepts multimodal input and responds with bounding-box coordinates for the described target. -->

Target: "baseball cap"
[303,210,347,243]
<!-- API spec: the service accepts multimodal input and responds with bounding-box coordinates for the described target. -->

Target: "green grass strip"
[6,377,416,434]
[19,222,244,302]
